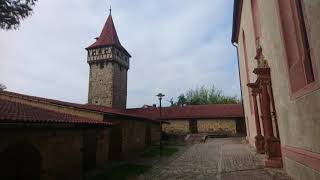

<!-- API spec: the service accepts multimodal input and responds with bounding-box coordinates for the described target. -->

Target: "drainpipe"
[232,42,247,136]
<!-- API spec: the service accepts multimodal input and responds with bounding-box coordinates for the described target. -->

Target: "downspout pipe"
[232,42,247,136]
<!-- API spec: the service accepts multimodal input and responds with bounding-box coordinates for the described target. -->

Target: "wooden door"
[109,126,123,160]
[83,130,97,171]
[236,118,247,135]
[0,144,41,180]
[189,119,198,133]
[145,125,152,146]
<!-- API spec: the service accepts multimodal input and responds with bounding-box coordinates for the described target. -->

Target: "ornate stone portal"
[247,47,282,168]
[247,82,265,154]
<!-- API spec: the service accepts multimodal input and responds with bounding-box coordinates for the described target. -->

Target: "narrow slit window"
[295,0,314,83]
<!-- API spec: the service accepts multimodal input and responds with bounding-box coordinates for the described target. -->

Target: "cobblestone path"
[140,137,291,180]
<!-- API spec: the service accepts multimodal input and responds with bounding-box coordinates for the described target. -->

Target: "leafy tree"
[169,97,177,107]
[170,85,240,106]
[0,0,37,30]
[176,94,187,106]
[0,83,6,90]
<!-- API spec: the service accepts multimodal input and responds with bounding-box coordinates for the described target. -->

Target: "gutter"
[232,42,246,131]
[231,0,246,123]
[231,0,243,44]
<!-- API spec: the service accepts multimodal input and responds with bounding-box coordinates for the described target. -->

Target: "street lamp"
[156,93,165,156]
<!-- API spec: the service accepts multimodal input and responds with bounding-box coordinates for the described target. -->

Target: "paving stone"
[139,137,291,180]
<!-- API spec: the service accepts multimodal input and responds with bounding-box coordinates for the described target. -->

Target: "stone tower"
[86,11,131,109]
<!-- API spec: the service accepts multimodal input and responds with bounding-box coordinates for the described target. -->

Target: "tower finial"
[109,5,112,15]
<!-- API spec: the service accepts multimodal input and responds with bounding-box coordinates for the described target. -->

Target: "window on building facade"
[278,0,316,94]
[295,0,314,84]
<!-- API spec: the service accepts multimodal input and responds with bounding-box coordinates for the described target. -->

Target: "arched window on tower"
[100,62,104,69]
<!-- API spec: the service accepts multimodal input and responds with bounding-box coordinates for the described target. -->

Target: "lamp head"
[156,93,165,100]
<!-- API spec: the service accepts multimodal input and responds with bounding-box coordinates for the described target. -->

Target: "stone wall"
[121,120,146,157]
[0,128,111,180]
[150,124,160,143]
[163,119,237,135]
[96,128,110,169]
[197,119,236,135]
[88,62,114,107]
[107,118,160,158]
[0,129,83,180]
[87,48,128,109]
[112,63,127,109]
[163,120,189,135]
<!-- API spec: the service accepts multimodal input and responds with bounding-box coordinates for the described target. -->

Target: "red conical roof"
[87,14,130,56]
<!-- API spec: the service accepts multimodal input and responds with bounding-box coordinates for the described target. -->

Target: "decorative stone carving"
[248,47,283,168]
[247,82,265,154]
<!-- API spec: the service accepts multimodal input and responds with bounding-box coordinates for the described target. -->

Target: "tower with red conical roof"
[86,10,131,108]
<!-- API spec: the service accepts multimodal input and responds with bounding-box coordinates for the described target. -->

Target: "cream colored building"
[232,0,320,179]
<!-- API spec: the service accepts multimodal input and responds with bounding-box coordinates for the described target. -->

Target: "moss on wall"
[198,119,236,135]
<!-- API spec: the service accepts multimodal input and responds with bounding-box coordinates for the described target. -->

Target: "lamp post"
[156,93,165,156]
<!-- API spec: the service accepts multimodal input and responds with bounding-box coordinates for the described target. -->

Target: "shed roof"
[0,91,244,122]
[0,99,113,127]
[126,104,244,120]
[0,91,159,123]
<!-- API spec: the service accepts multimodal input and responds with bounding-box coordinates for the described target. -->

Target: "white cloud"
[0,0,240,108]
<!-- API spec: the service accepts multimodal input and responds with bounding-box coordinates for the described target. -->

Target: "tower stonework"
[86,13,131,109]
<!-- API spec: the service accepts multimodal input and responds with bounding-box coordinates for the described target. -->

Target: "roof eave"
[231,0,243,44]
[0,121,113,128]
[85,44,132,58]
[158,116,244,120]
[104,112,160,124]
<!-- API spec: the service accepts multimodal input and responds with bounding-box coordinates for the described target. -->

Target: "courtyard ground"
[139,137,291,180]
[89,137,292,180]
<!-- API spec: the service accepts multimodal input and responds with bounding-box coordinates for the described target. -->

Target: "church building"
[232,0,320,179]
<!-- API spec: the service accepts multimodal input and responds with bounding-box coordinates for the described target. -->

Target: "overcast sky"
[0,0,240,108]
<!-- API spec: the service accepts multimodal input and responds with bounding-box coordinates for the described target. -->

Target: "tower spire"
[109,5,112,15]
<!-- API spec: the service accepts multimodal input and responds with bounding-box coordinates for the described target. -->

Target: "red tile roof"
[0,90,99,111]
[86,14,131,57]
[0,91,243,122]
[0,91,158,123]
[125,104,244,120]
[0,99,112,127]
[82,104,161,122]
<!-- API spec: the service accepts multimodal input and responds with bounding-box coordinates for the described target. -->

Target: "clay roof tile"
[86,14,131,57]
[0,99,113,127]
